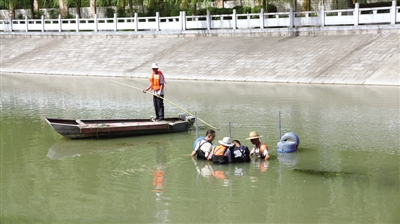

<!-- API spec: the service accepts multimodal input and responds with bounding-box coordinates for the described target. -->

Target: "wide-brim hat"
[151,62,159,69]
[218,137,234,147]
[246,131,263,140]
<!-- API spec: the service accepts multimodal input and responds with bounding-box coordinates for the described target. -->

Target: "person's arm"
[263,145,270,160]
[225,149,232,163]
[159,75,164,92]
[143,83,152,93]
[263,149,270,160]
[191,150,197,157]
[207,146,215,160]
[249,147,255,156]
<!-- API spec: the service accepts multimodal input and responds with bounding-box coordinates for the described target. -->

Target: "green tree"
[75,0,81,17]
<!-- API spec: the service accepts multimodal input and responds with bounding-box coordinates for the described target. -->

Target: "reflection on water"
[1,73,399,223]
[46,138,132,160]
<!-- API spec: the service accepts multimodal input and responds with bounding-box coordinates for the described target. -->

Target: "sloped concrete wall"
[1,26,399,86]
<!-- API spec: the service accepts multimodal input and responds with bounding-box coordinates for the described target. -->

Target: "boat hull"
[45,114,194,139]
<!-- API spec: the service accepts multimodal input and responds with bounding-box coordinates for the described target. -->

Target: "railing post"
[260,8,264,29]
[76,14,79,32]
[179,11,182,31]
[156,12,160,31]
[390,0,397,25]
[114,13,117,31]
[58,14,62,32]
[289,8,294,28]
[354,3,359,26]
[183,11,187,31]
[320,4,325,27]
[9,16,13,32]
[134,12,138,31]
[41,15,44,32]
[94,14,98,32]
[207,10,211,30]
[233,9,237,30]
[25,15,28,32]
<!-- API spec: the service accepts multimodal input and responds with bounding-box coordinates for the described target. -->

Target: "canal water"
[1,73,399,223]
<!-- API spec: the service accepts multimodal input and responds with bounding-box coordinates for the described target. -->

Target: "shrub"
[48,9,59,19]
[105,7,115,18]
[117,7,128,18]
[358,1,400,8]
[233,6,251,14]
[252,4,277,13]
[35,10,45,19]
[170,9,181,16]
[207,7,218,15]
[267,4,278,13]
[65,13,74,19]
[197,8,207,15]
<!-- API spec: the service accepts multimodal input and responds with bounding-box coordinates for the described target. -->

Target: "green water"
[1,73,399,223]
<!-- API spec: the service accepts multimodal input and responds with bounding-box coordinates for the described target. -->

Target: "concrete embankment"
[1,25,399,85]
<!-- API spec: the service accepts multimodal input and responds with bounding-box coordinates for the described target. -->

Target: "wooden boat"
[45,113,195,139]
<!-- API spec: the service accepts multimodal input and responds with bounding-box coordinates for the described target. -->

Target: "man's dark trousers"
[153,95,164,120]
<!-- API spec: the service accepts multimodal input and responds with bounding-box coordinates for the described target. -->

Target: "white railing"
[1,1,398,32]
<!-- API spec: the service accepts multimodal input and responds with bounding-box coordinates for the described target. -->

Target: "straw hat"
[246,131,263,140]
[218,137,234,147]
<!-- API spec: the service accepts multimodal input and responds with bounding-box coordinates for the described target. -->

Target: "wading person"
[246,131,270,161]
[191,129,215,160]
[230,139,251,163]
[143,63,165,121]
[211,137,234,164]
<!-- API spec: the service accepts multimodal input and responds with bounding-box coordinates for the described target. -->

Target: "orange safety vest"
[253,143,268,158]
[213,145,228,156]
[149,71,164,91]
[259,143,269,155]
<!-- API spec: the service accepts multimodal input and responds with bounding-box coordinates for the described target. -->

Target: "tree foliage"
[2,0,279,18]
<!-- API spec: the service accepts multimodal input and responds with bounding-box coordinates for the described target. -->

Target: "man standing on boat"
[143,63,165,121]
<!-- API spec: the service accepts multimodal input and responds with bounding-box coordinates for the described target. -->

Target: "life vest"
[212,145,229,164]
[149,71,164,91]
[254,143,269,158]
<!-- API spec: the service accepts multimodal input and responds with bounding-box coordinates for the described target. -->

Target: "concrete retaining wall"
[1,25,399,86]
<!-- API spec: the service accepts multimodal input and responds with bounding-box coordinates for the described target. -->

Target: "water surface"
[1,73,399,223]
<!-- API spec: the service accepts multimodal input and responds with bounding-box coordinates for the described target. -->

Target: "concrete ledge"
[2,24,400,39]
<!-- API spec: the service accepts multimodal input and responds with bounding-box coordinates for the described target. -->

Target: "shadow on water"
[291,168,356,177]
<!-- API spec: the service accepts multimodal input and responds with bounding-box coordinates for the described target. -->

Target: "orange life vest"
[149,71,164,91]
[213,145,228,156]
[212,145,230,164]
[259,143,269,155]
[253,143,269,158]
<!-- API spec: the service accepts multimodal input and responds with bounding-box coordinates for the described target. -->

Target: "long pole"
[278,110,282,140]
[195,112,199,139]
[228,122,231,138]
[110,79,219,130]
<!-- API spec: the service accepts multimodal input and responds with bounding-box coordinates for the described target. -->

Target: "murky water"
[1,73,399,223]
